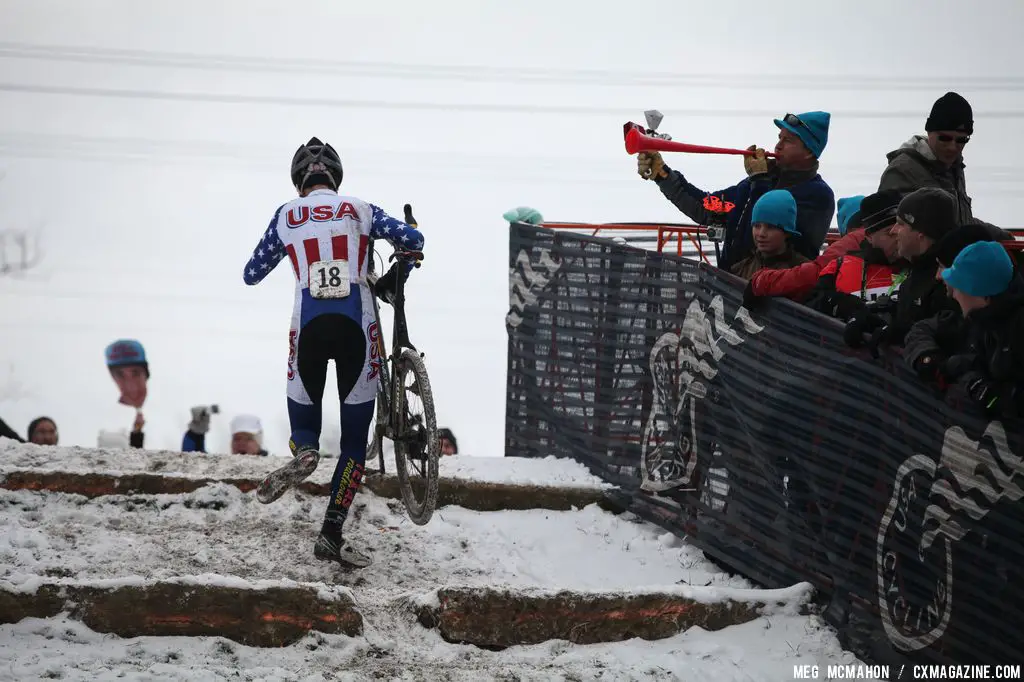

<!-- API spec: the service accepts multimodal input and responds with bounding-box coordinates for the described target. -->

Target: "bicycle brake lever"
[390,250,424,265]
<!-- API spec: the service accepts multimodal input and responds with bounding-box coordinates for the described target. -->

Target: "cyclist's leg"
[314,308,375,566]
[320,314,370,540]
[287,315,332,452]
[257,316,332,504]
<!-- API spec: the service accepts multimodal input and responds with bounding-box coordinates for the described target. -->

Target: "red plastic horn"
[624,123,776,158]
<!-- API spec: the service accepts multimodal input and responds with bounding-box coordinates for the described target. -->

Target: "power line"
[1,132,1021,190]
[5,81,1024,120]
[2,41,1024,92]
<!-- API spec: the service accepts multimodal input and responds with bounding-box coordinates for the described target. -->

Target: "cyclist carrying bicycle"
[243,136,424,568]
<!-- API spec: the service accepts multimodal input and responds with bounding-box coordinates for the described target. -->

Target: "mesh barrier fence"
[505,222,1024,669]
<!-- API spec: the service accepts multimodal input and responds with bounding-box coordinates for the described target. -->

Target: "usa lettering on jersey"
[286,202,361,228]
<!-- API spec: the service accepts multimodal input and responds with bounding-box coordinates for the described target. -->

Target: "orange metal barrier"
[539,221,1024,261]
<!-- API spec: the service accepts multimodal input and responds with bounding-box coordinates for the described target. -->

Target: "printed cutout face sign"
[111,364,148,408]
[104,339,150,409]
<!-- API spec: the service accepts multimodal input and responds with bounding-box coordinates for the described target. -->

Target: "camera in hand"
[702,194,735,244]
[706,225,726,243]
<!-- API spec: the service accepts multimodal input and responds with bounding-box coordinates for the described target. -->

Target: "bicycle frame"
[368,254,419,477]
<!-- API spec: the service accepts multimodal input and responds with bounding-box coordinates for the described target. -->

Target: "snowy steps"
[0,577,362,647]
[0,446,808,652]
[0,467,621,514]
[416,587,791,650]
[0,575,792,651]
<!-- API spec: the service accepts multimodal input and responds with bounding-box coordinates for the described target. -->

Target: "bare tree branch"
[0,229,43,276]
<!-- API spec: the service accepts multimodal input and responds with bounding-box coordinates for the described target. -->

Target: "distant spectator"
[131,412,144,449]
[438,428,458,456]
[836,195,865,236]
[638,111,835,270]
[844,188,960,350]
[878,91,1010,239]
[905,224,1004,376]
[27,417,58,445]
[731,190,809,281]
[230,415,268,456]
[906,241,1024,417]
[745,190,903,305]
[803,192,905,320]
[181,405,218,453]
[0,416,24,442]
[934,224,1003,280]
[182,408,267,455]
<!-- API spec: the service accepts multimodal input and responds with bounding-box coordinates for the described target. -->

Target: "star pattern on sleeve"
[370,203,425,252]
[244,206,287,285]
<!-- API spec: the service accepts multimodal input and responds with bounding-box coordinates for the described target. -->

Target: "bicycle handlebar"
[390,249,424,266]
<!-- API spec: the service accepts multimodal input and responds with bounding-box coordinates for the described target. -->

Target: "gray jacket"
[879,136,972,226]
[879,135,1014,240]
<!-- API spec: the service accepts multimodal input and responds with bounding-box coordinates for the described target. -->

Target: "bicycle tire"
[392,347,439,525]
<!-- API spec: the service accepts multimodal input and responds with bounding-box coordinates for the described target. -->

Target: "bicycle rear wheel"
[392,347,439,525]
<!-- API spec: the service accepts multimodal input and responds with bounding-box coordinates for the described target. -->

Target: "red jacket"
[818,253,897,301]
[749,228,867,300]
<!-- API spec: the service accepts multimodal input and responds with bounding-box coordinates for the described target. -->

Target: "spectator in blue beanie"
[731,190,809,280]
[837,195,865,236]
[906,241,1024,417]
[638,111,835,271]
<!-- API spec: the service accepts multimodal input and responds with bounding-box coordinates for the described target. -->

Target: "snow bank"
[0,611,880,682]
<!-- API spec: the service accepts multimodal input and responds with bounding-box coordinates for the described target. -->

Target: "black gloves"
[844,310,886,348]
[943,354,976,381]
[962,371,998,411]
[913,353,944,381]
[374,263,408,304]
[742,280,764,311]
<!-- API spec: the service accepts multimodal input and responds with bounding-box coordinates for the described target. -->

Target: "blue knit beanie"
[774,111,830,158]
[941,241,1014,297]
[751,190,800,236]
[837,195,865,236]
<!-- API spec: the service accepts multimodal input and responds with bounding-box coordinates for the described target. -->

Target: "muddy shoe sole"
[256,450,320,504]
[314,535,373,569]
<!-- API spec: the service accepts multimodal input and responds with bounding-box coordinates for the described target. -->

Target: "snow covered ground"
[0,442,880,681]
[0,438,612,490]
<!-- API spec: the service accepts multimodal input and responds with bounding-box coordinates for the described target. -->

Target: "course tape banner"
[505,223,1024,668]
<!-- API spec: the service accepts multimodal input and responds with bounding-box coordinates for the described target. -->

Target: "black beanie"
[897,188,958,241]
[934,223,999,267]
[27,416,56,441]
[925,92,973,135]
[859,189,903,234]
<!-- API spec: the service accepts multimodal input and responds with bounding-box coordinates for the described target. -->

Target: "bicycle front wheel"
[392,347,439,525]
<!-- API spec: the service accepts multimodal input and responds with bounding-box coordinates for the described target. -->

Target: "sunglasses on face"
[937,134,970,145]
[781,113,822,146]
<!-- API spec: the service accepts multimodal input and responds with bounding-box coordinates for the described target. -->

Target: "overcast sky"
[2,0,1023,454]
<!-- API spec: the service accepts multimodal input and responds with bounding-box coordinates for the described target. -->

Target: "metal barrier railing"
[539,221,1024,265]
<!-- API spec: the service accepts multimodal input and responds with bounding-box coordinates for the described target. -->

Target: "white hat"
[97,429,130,450]
[230,414,263,443]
